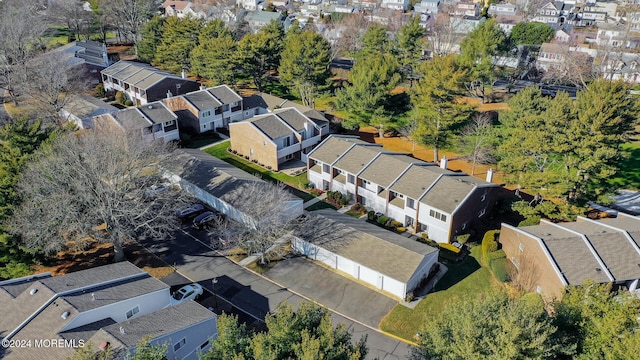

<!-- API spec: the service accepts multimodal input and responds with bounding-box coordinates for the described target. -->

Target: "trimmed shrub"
[390,220,403,228]
[481,230,499,264]
[367,210,375,221]
[95,84,106,98]
[179,132,192,143]
[439,248,459,261]
[377,215,389,226]
[456,234,471,244]
[124,99,133,106]
[416,236,439,248]
[114,91,125,104]
[439,242,461,254]
[396,227,406,233]
[487,249,506,262]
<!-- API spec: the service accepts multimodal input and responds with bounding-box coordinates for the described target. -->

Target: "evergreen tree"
[279,30,331,107]
[235,20,285,91]
[509,22,555,46]
[137,16,165,63]
[335,53,401,136]
[154,16,203,74]
[190,21,236,85]
[396,16,425,83]
[411,54,475,162]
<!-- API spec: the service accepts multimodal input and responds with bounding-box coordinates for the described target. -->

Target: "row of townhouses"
[0,262,217,360]
[307,135,501,243]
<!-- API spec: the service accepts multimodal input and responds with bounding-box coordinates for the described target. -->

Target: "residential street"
[138,226,413,360]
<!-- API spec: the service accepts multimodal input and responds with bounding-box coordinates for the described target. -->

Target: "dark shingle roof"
[207,85,242,104]
[250,114,294,140]
[40,262,145,294]
[183,90,222,110]
[389,164,445,199]
[420,175,488,214]
[112,108,152,129]
[100,301,215,348]
[359,153,422,187]
[137,102,177,124]
[273,108,310,131]
[333,145,384,175]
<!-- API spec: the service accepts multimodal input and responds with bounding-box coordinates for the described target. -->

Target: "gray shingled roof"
[389,165,445,200]
[113,108,152,129]
[333,145,384,175]
[521,224,611,284]
[308,136,367,165]
[420,175,486,214]
[208,85,242,104]
[134,73,167,90]
[100,301,215,348]
[273,108,309,131]
[184,90,222,110]
[101,60,135,76]
[138,102,177,124]
[297,209,437,283]
[250,114,294,140]
[562,221,640,281]
[40,262,145,293]
[123,68,158,86]
[164,149,295,213]
[101,61,187,91]
[359,154,421,188]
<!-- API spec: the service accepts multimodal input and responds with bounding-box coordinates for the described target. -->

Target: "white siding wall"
[387,203,406,224]
[308,169,324,190]
[417,204,451,243]
[60,289,171,332]
[155,315,218,360]
[292,237,420,299]
[405,252,439,292]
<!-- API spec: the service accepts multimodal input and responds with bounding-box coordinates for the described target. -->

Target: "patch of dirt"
[358,126,506,185]
[31,241,174,279]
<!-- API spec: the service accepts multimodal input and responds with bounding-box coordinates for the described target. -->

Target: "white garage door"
[383,277,406,299]
[359,266,378,287]
[336,255,353,274]
[315,247,337,269]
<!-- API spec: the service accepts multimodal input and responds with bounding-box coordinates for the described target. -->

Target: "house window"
[200,340,210,350]
[203,110,211,117]
[362,179,370,187]
[323,164,330,173]
[347,174,355,184]
[126,305,139,319]
[519,243,525,252]
[165,120,175,126]
[173,338,186,352]
[511,257,520,269]
[407,198,415,209]
[429,209,447,222]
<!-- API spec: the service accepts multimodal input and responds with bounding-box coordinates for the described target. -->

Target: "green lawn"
[609,142,640,190]
[203,141,314,201]
[305,201,338,211]
[380,245,500,341]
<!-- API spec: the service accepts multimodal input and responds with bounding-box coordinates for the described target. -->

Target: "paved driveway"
[266,257,398,329]
[138,226,412,359]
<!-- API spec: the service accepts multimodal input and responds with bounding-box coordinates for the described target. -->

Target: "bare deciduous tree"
[426,12,466,56]
[509,254,541,294]
[398,119,420,154]
[49,0,95,42]
[541,47,594,88]
[104,0,155,54]
[214,180,302,265]
[458,113,495,176]
[10,125,189,262]
[24,52,92,121]
[0,0,50,105]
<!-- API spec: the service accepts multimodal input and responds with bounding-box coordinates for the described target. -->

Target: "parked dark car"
[175,204,205,218]
[193,211,216,229]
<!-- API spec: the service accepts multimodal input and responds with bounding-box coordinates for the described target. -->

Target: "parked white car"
[171,283,204,305]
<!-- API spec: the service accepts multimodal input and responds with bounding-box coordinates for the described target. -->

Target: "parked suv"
[193,211,216,229]
[175,204,205,218]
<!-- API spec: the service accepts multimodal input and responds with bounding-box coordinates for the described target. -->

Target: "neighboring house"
[163,85,243,134]
[488,2,517,16]
[59,95,118,129]
[301,3,323,16]
[599,52,640,83]
[554,29,571,43]
[536,42,570,71]
[101,61,200,106]
[500,213,640,300]
[0,262,217,360]
[162,0,208,18]
[596,23,640,50]
[307,135,501,243]
[381,0,410,11]
[93,101,180,142]
[241,92,330,136]
[236,0,264,11]
[453,1,479,17]
[162,149,304,227]
[229,108,324,170]
[413,0,440,14]
[293,209,439,300]
[533,1,561,25]
[450,15,486,35]
[244,11,283,32]
[495,14,522,34]
[49,39,110,84]
[577,1,616,26]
